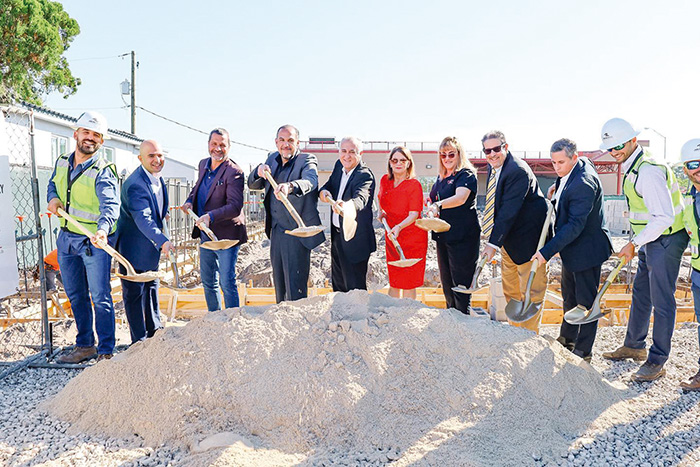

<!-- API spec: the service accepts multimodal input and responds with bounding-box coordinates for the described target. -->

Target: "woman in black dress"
[427,136,481,314]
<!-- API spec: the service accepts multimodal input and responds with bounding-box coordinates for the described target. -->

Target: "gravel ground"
[2,324,700,466]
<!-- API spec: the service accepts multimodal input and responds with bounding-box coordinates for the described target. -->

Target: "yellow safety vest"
[51,153,117,235]
[683,192,700,271]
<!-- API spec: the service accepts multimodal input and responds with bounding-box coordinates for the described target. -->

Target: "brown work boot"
[680,370,700,391]
[602,345,647,362]
[96,354,113,362]
[631,361,666,382]
[56,346,97,364]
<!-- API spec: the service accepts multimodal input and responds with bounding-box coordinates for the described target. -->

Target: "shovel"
[504,201,554,323]
[453,255,488,294]
[57,208,162,283]
[415,203,451,233]
[326,195,358,241]
[160,250,197,291]
[186,209,239,250]
[564,258,627,325]
[262,169,324,237]
[380,218,422,268]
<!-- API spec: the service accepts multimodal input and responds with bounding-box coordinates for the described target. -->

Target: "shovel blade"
[510,301,543,323]
[285,226,324,237]
[117,272,163,283]
[388,258,421,268]
[504,298,524,321]
[200,239,240,250]
[565,303,606,325]
[415,218,451,233]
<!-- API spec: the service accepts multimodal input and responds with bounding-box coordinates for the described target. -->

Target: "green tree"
[0,0,80,105]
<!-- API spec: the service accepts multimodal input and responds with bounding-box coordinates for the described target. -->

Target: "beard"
[77,139,101,155]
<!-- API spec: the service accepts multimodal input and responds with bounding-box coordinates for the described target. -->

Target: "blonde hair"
[438,136,476,178]
[387,146,416,180]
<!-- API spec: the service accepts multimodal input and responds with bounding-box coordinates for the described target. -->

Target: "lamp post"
[644,127,666,162]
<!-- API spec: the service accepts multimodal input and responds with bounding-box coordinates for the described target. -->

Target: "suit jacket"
[540,158,612,272]
[186,157,248,244]
[115,166,169,271]
[320,160,377,263]
[488,152,548,264]
[248,151,325,250]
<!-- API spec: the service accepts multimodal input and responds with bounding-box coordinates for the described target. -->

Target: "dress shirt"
[142,166,164,216]
[333,166,356,228]
[622,145,675,247]
[486,165,503,250]
[552,171,571,213]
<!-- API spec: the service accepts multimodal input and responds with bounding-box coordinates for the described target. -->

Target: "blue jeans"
[624,230,688,365]
[691,270,700,365]
[199,244,240,311]
[57,232,115,354]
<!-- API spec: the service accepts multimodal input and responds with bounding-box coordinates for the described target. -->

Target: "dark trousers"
[624,230,688,365]
[270,226,311,303]
[330,226,368,292]
[559,263,601,358]
[436,239,479,315]
[119,265,162,344]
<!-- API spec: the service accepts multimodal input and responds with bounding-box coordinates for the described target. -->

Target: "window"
[50,135,68,165]
[98,147,115,163]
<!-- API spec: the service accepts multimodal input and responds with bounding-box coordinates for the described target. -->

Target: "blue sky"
[44,0,700,169]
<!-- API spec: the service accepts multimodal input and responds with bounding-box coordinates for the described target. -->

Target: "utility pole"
[130,50,136,135]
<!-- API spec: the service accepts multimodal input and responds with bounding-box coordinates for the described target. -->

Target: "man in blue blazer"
[319,136,376,292]
[533,138,612,361]
[248,125,325,303]
[481,130,549,333]
[116,140,172,344]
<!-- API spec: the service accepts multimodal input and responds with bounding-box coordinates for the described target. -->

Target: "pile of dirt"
[45,291,628,466]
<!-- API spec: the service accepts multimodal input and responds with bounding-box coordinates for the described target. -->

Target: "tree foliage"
[0,0,81,105]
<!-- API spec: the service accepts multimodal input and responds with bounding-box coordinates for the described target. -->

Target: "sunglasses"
[483,144,504,155]
[390,158,408,165]
[685,160,700,170]
[440,152,458,160]
[609,142,627,152]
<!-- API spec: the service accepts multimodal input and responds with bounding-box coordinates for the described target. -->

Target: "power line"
[136,105,270,152]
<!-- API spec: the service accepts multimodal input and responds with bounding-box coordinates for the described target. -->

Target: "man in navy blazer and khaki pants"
[248,125,325,303]
[319,136,376,292]
[481,130,549,333]
[183,128,248,311]
[532,139,612,361]
[116,140,172,344]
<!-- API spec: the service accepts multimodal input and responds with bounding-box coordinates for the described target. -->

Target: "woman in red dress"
[377,146,428,299]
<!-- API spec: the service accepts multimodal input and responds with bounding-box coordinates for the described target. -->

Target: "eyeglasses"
[483,144,504,155]
[390,158,409,165]
[685,160,700,170]
[440,152,458,160]
[609,142,627,152]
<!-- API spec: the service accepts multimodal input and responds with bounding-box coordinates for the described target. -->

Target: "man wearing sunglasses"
[680,138,700,391]
[481,130,549,333]
[600,118,687,382]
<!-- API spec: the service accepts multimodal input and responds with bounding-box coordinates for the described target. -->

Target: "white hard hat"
[73,111,110,139]
[599,118,639,151]
[681,139,700,163]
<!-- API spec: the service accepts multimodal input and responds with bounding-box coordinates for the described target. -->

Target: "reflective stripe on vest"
[683,193,700,271]
[51,153,117,235]
[622,153,685,236]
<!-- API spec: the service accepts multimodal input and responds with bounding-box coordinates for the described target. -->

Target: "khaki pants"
[501,248,547,333]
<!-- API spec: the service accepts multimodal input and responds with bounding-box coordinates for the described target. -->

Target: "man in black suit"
[319,137,376,292]
[248,125,325,303]
[481,130,548,333]
[532,139,612,361]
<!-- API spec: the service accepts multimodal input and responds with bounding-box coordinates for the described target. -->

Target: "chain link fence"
[0,106,50,371]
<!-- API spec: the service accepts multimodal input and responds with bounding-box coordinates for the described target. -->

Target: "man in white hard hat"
[679,138,700,391]
[600,118,688,382]
[47,111,120,363]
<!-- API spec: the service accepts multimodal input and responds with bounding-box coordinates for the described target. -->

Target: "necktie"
[483,171,496,238]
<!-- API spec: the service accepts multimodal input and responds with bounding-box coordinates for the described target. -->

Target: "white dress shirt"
[622,145,675,247]
[552,171,571,213]
[333,166,355,228]
[142,166,164,217]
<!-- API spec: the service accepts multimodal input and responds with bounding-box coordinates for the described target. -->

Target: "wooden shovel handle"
[381,217,407,259]
[262,170,307,227]
[185,208,219,241]
[529,201,555,273]
[57,207,135,275]
[326,196,344,217]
